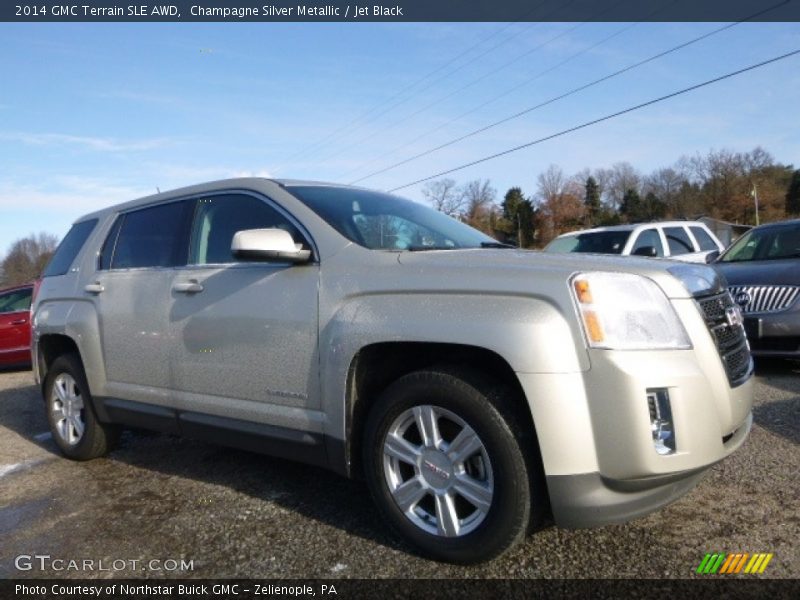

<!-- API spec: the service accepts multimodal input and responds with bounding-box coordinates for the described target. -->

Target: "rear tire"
[44,354,120,460]
[363,369,534,564]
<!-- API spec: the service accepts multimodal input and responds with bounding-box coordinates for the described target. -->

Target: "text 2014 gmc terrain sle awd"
[32,179,753,564]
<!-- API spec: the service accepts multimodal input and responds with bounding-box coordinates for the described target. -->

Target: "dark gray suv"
[714,219,800,358]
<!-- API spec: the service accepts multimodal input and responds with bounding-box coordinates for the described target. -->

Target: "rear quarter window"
[664,226,694,256]
[42,219,98,277]
[690,226,720,252]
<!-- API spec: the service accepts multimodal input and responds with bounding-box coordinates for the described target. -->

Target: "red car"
[0,281,38,368]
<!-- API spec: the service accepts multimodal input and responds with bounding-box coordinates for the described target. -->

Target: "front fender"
[318,291,589,473]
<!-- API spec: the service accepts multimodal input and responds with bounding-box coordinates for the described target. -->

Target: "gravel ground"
[0,360,798,580]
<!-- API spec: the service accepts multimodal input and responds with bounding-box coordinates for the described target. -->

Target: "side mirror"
[231,229,311,264]
[632,246,658,257]
[704,250,721,264]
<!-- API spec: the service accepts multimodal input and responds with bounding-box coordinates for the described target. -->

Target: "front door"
[168,193,320,428]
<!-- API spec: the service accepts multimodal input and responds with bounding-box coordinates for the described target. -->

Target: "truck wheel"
[44,354,120,460]
[363,369,533,564]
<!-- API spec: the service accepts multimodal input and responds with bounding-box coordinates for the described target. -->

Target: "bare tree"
[536,165,567,204]
[535,165,585,244]
[1,232,59,286]
[461,179,497,225]
[420,178,464,217]
[606,162,641,210]
[643,167,687,217]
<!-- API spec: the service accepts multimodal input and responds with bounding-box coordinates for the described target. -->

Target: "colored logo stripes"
[696,553,773,574]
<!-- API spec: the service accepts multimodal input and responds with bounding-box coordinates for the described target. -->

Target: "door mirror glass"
[231,229,311,264]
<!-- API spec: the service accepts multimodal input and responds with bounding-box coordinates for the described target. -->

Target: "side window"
[42,219,98,277]
[112,202,191,269]
[664,226,694,256]
[98,216,123,270]
[189,195,305,265]
[690,227,719,252]
[0,288,32,313]
[631,229,664,257]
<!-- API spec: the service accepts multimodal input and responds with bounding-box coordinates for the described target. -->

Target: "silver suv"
[33,179,754,564]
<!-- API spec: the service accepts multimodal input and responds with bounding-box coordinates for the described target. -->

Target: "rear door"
[663,225,707,263]
[91,200,193,406]
[0,286,33,364]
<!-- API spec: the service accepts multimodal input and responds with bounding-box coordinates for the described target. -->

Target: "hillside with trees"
[421,146,798,248]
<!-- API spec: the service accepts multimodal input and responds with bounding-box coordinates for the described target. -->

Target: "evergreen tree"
[584,176,602,226]
[643,192,667,220]
[501,187,535,247]
[619,188,644,222]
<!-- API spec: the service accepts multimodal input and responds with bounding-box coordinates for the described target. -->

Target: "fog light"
[647,389,675,455]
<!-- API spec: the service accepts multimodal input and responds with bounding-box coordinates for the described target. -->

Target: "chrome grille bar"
[728,285,800,314]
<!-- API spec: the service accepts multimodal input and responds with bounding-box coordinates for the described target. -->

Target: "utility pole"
[751,183,760,226]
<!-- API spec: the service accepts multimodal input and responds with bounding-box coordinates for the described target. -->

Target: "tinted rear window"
[42,219,98,277]
[112,202,190,269]
[572,231,631,254]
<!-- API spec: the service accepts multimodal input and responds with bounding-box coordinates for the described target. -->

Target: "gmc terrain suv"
[33,179,754,563]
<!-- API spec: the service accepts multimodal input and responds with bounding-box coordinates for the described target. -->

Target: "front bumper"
[516,296,754,528]
[547,413,751,528]
[744,311,800,357]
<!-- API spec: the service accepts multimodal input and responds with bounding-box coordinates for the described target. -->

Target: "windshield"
[719,223,800,262]
[548,230,631,254]
[286,185,497,250]
[545,235,579,253]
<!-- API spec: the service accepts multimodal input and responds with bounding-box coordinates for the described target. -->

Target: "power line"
[342,20,638,183]
[352,0,788,186]
[277,1,554,168]
[331,21,594,174]
[387,49,800,193]
[320,0,634,172]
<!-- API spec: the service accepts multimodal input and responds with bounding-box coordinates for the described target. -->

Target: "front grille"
[728,285,800,314]
[697,291,752,386]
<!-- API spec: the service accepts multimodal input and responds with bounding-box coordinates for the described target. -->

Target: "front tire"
[44,354,120,460]
[363,369,534,564]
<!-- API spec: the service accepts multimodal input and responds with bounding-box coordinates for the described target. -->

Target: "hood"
[396,249,721,299]
[713,259,799,287]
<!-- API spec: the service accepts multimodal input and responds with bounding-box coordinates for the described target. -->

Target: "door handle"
[84,282,105,294]
[172,281,204,294]
[11,319,27,325]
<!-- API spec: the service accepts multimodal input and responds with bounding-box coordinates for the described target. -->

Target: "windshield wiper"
[406,245,457,251]
[480,241,515,249]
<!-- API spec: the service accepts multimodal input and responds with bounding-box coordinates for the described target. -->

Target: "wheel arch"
[342,342,538,480]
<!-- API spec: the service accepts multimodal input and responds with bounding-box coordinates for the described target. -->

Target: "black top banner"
[4,0,800,23]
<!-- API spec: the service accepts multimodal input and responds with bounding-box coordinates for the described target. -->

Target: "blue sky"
[1,21,798,253]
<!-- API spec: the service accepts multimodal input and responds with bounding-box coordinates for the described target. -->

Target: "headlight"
[571,272,691,350]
